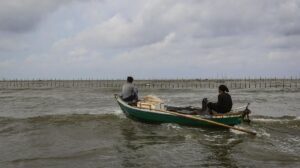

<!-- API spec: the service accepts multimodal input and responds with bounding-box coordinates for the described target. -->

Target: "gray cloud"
[0,0,300,78]
[0,0,84,33]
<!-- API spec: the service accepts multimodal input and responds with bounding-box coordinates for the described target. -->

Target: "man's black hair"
[219,85,229,92]
[127,76,134,83]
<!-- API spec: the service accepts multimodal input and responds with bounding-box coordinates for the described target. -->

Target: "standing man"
[120,76,138,103]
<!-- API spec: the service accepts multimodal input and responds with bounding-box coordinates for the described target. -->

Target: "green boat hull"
[115,97,243,127]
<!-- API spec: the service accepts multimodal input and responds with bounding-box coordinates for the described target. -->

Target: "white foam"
[84,108,126,118]
[253,116,300,123]
[111,109,126,118]
[165,123,182,130]
[112,109,123,115]
[252,118,282,122]
[226,138,239,145]
[288,137,300,142]
[230,126,257,135]
[204,138,215,142]
[257,128,271,138]
[184,134,193,140]
[252,118,291,123]
[230,127,247,135]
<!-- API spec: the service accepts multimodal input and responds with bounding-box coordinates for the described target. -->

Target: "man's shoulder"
[226,93,231,98]
[123,83,134,88]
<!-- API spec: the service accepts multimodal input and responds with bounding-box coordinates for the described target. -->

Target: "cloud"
[0,0,83,33]
[1,0,300,78]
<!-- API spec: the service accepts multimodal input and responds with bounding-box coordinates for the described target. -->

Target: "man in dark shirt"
[207,85,232,113]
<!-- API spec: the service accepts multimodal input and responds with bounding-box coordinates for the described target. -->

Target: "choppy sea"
[0,87,299,168]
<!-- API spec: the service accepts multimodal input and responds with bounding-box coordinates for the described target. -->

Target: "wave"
[252,115,300,122]
[241,87,300,93]
[250,115,300,131]
[0,113,125,125]
[1,113,299,125]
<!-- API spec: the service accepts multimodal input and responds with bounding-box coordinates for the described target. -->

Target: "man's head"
[127,76,134,83]
[219,85,229,93]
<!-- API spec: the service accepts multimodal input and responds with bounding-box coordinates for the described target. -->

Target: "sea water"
[0,87,299,168]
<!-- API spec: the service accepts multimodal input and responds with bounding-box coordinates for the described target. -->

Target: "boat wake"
[251,115,300,123]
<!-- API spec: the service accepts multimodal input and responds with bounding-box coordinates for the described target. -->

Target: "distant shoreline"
[0,78,299,89]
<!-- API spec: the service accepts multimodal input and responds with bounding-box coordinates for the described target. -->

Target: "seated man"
[207,85,232,114]
[120,76,138,104]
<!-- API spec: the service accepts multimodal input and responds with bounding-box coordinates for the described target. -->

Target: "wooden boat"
[114,95,251,127]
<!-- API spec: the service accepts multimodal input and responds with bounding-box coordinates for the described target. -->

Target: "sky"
[0,0,299,79]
